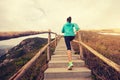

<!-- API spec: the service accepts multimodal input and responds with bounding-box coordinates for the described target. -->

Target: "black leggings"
[64,36,75,50]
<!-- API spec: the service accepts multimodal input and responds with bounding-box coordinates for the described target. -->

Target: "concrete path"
[44,38,92,80]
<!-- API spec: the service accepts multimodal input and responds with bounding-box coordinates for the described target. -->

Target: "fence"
[73,31,120,80]
[1,30,120,80]
[7,30,61,80]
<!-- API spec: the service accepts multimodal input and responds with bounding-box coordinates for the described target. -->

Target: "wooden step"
[49,60,85,68]
[44,67,91,79]
[44,78,92,80]
[52,55,79,58]
[54,51,66,54]
[44,37,91,80]
[51,55,80,60]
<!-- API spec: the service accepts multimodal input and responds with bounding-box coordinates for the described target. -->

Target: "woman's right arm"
[74,23,80,31]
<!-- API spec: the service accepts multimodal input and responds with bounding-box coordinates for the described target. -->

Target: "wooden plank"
[77,31,84,59]
[47,30,51,61]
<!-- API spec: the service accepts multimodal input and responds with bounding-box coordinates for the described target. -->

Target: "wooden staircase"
[44,38,92,80]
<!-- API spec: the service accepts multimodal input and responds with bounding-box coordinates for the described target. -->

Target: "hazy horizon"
[0,0,120,33]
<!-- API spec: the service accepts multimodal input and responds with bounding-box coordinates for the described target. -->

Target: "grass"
[83,31,120,64]
[73,31,120,80]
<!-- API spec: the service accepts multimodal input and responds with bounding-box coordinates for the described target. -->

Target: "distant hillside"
[0,31,49,41]
[0,37,47,63]
[113,28,120,33]
[7,37,47,59]
[100,28,120,33]
[0,37,48,80]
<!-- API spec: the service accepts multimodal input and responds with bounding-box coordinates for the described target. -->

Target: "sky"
[0,0,120,33]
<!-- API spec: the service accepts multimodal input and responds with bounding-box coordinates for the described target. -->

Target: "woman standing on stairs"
[61,16,80,70]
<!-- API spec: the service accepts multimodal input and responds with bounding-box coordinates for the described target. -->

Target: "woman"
[61,16,80,70]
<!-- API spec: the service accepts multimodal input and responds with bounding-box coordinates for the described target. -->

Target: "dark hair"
[67,16,72,23]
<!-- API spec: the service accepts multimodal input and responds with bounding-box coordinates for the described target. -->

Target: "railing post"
[47,29,51,61]
[78,31,84,59]
[55,34,57,47]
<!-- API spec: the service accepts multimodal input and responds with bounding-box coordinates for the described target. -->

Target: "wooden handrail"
[9,30,60,80]
[9,43,49,80]
[73,40,120,73]
[8,29,120,79]
[9,36,60,80]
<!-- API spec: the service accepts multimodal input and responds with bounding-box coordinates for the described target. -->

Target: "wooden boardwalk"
[44,37,92,80]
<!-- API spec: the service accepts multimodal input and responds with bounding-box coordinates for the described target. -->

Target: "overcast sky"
[0,0,120,33]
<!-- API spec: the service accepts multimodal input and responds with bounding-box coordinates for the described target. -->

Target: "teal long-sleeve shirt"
[61,22,80,36]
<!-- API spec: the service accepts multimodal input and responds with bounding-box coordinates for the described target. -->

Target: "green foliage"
[15,58,29,66]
